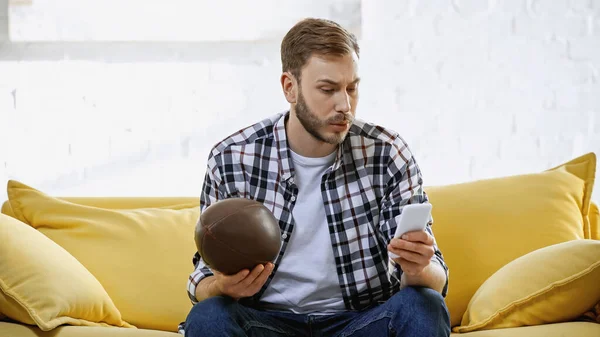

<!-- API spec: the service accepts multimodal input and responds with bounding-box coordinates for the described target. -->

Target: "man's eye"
[321,88,334,93]
[347,87,357,92]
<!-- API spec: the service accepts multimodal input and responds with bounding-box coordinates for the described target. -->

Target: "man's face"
[294,53,360,145]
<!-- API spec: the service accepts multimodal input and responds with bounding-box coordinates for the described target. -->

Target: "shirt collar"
[274,111,346,182]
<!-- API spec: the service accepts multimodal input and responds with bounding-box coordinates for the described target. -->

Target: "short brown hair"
[281,18,360,82]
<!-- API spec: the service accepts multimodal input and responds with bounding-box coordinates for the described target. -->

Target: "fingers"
[392,248,430,265]
[248,263,274,290]
[230,269,252,284]
[214,263,274,299]
[388,243,430,265]
[214,268,250,285]
[238,264,265,288]
[401,230,434,245]
[389,239,435,259]
[238,263,274,289]
[388,231,435,276]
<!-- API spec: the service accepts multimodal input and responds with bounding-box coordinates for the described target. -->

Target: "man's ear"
[281,72,297,104]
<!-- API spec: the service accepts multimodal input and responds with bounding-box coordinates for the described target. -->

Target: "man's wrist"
[195,276,222,302]
[206,276,223,297]
[400,260,445,293]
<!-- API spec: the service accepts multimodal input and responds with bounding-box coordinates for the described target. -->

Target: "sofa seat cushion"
[0,322,179,337]
[455,321,600,337]
[425,152,596,326]
[1,321,599,337]
[6,180,200,332]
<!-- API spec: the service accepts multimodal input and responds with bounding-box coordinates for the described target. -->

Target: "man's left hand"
[388,230,435,276]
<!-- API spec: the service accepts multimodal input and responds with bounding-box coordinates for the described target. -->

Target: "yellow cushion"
[425,152,596,327]
[453,240,600,333]
[591,202,599,240]
[6,180,200,332]
[0,213,132,331]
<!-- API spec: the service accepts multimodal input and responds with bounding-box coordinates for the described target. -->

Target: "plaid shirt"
[186,111,448,311]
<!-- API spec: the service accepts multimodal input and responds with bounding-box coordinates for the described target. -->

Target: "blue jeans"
[184,286,450,337]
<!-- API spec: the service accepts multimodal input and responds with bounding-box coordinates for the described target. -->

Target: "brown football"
[194,198,282,275]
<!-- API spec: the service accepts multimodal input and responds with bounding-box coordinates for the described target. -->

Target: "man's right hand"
[198,263,275,301]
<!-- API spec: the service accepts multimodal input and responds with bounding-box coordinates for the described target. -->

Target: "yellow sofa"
[1,152,599,336]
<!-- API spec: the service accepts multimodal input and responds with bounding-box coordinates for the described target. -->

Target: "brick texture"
[0,0,598,204]
[360,0,599,201]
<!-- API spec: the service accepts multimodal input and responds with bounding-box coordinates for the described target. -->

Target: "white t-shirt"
[260,149,346,314]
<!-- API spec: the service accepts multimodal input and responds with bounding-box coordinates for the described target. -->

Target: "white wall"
[8,0,360,42]
[0,0,598,203]
[359,1,600,193]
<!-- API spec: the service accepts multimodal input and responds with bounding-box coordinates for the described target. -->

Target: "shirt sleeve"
[379,137,449,298]
[186,152,224,304]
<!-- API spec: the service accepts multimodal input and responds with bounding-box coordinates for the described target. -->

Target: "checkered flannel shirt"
[186,111,448,310]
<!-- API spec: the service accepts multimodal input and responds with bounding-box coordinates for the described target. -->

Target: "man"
[183,18,450,337]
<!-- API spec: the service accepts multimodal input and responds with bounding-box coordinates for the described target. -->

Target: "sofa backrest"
[2,195,598,328]
[1,197,199,217]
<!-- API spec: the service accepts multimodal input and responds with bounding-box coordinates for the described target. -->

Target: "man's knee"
[388,286,449,324]
[391,286,450,336]
[185,296,239,334]
[393,286,445,309]
[413,287,445,308]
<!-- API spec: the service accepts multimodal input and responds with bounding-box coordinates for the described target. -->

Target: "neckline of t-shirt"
[289,148,337,167]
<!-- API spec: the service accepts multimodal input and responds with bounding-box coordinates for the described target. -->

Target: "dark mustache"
[328,114,354,124]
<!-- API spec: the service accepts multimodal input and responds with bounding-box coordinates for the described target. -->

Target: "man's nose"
[335,92,351,113]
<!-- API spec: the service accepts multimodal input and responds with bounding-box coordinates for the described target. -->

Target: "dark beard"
[295,89,353,145]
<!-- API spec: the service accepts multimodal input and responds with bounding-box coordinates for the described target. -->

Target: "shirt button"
[282,233,288,239]
[290,195,296,202]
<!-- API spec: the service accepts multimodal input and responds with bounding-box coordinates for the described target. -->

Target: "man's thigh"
[244,308,310,337]
[185,296,308,337]
[331,287,450,337]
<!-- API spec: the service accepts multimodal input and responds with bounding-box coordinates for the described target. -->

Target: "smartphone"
[389,203,432,259]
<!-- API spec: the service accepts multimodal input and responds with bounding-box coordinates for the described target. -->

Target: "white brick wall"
[0,0,599,204]
[359,0,599,199]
